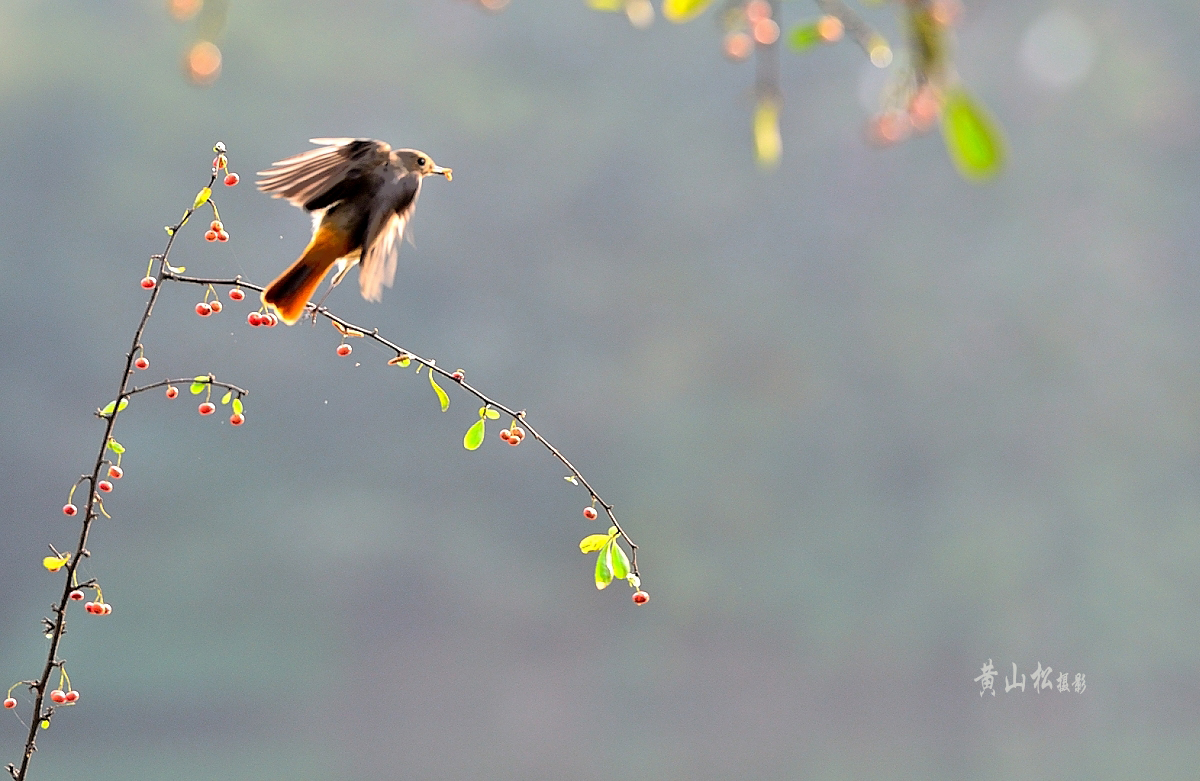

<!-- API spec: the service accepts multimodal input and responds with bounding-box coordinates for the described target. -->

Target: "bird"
[257,138,451,325]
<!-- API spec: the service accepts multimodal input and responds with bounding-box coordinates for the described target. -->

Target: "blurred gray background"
[1,1,1197,778]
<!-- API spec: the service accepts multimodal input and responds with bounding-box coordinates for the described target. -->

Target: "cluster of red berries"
[499,426,526,446]
[204,219,230,243]
[84,601,112,615]
[49,690,80,704]
[196,299,223,316]
[247,312,278,327]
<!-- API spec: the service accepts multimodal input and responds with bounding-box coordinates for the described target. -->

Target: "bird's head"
[395,149,452,181]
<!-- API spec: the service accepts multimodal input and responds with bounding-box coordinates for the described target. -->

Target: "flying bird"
[257,138,451,324]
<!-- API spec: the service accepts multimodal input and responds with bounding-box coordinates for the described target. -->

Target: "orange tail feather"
[262,225,352,325]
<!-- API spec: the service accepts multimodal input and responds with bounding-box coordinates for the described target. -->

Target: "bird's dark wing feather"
[358,172,421,302]
[256,139,391,211]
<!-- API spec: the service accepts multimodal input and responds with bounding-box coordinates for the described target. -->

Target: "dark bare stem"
[162,272,640,572]
[14,167,230,781]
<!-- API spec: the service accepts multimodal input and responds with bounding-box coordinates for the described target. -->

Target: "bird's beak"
[432,165,452,181]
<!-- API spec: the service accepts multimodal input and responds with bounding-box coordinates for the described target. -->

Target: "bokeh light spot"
[186,40,222,85]
[1020,9,1097,90]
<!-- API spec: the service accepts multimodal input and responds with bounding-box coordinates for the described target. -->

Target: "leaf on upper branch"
[579,534,611,554]
[662,0,712,23]
[190,376,209,395]
[99,398,129,416]
[594,540,615,589]
[429,371,449,412]
[463,418,485,450]
[192,187,212,209]
[941,88,1005,181]
[107,438,125,454]
[331,321,365,338]
[232,397,243,415]
[609,542,631,580]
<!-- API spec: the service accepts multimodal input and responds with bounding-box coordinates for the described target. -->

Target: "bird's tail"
[262,225,352,325]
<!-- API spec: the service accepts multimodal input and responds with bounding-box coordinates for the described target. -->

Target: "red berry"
[508,436,520,446]
[212,155,225,169]
[50,690,66,704]
[199,402,216,416]
[583,506,598,520]
[69,590,84,601]
[166,385,178,399]
[209,300,222,313]
[336,344,352,356]
[450,370,464,381]
[263,313,278,327]
[63,503,77,516]
[204,230,218,242]
[247,312,262,326]
[101,603,112,615]
[217,231,229,242]
[632,591,650,605]
[224,172,240,186]
[512,426,525,440]
[229,413,244,426]
[108,465,123,479]
[64,691,79,703]
[196,302,212,317]
[84,602,95,614]
[210,220,223,231]
[140,276,156,289]
[134,356,149,370]
[3,698,15,709]
[98,480,113,493]
[229,288,245,301]
[499,429,512,442]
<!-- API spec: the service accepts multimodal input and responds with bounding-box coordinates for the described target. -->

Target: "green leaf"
[118,398,128,412]
[232,397,243,415]
[190,376,209,395]
[594,542,615,589]
[480,407,500,420]
[662,0,712,23]
[429,371,449,412]
[579,534,611,554]
[221,390,232,405]
[463,418,485,450]
[788,23,821,51]
[609,542,631,580]
[107,439,125,454]
[192,186,212,209]
[941,88,1005,181]
[100,400,116,416]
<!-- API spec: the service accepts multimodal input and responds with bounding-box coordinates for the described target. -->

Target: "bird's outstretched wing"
[358,173,421,302]
[256,138,391,211]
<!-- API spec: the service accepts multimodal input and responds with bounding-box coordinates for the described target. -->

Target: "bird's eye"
[417,157,426,166]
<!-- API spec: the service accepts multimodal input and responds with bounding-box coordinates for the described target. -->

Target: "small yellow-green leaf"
[429,371,450,412]
[941,88,1005,181]
[607,526,619,537]
[107,439,125,454]
[627,573,641,589]
[43,555,70,572]
[587,0,624,10]
[579,534,611,554]
[232,397,243,415]
[190,377,208,395]
[662,0,712,23]
[609,543,631,580]
[193,187,212,209]
[789,23,821,50]
[480,407,500,420]
[565,475,579,485]
[118,398,128,412]
[754,99,782,169]
[100,401,116,416]
[165,226,174,235]
[463,418,485,450]
[40,719,49,729]
[595,542,615,589]
[221,390,232,405]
